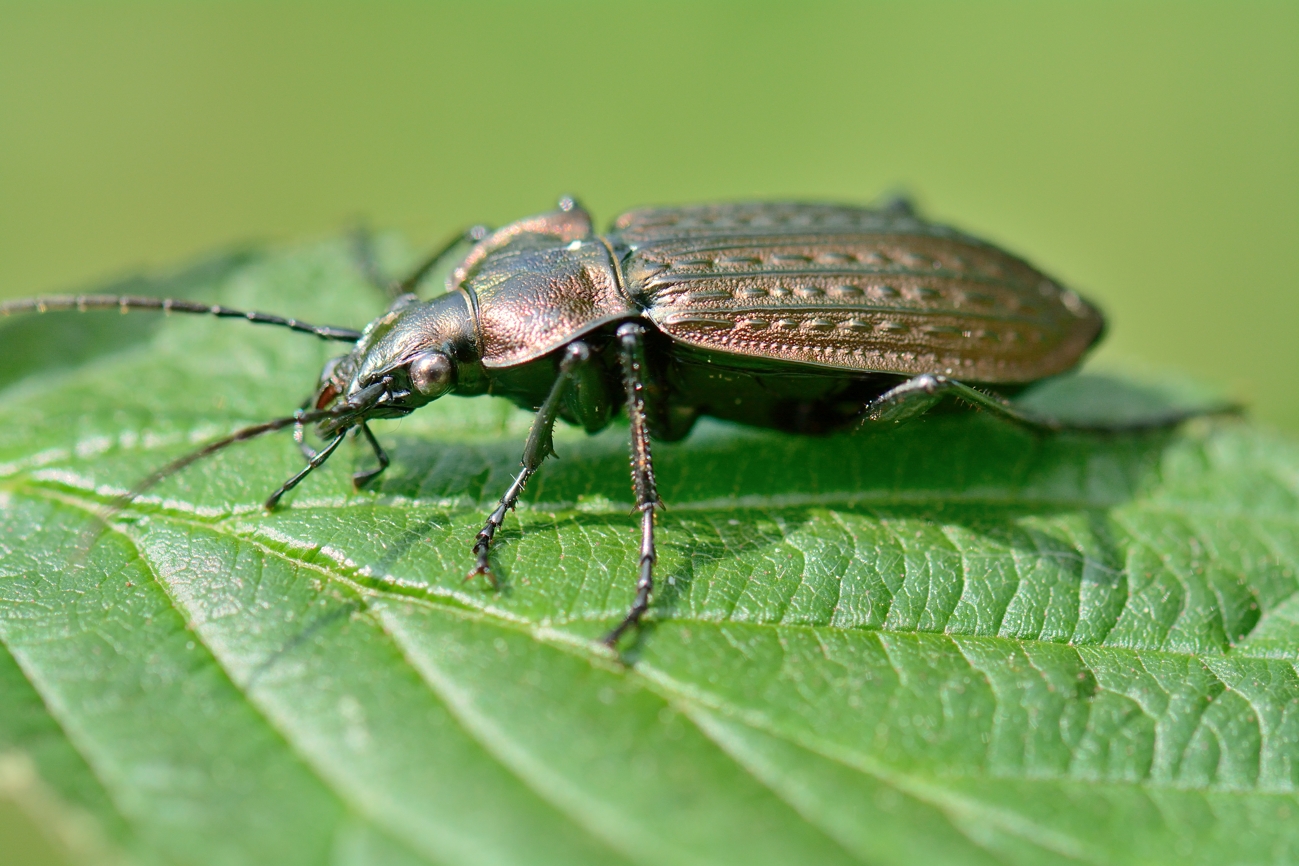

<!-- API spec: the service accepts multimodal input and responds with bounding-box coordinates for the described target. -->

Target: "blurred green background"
[1,1,1296,428]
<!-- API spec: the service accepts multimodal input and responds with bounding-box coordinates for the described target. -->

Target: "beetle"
[6,196,1163,648]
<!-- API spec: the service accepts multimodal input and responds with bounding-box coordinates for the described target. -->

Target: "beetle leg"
[352,224,492,300]
[394,225,491,297]
[603,322,661,649]
[469,341,592,584]
[863,373,1227,433]
[348,223,392,297]
[352,421,389,489]
[264,431,346,510]
[862,373,1068,430]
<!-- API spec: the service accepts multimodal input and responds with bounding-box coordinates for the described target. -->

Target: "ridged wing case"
[611,203,1103,384]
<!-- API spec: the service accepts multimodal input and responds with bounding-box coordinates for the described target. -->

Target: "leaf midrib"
[2,412,1293,521]
[8,469,1299,543]
[16,481,1298,665]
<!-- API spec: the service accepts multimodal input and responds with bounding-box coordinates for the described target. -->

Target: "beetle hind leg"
[862,373,1227,433]
[862,374,1067,431]
[469,341,594,584]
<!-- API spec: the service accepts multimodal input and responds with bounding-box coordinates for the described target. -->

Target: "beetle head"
[310,291,478,435]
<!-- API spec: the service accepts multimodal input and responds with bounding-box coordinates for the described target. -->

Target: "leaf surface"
[1,240,1297,866]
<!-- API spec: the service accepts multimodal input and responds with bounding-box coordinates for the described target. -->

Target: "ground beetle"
[4,197,1196,648]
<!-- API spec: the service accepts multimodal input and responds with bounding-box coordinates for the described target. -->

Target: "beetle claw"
[466,547,500,588]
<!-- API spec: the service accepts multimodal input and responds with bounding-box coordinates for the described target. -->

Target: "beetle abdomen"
[611,203,1103,384]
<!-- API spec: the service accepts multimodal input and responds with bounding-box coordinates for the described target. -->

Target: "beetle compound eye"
[409,351,454,397]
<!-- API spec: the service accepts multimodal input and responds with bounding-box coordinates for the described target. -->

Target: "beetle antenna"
[1,294,363,342]
[116,407,355,509]
[72,405,360,565]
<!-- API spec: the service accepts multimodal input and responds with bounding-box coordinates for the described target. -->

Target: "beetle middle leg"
[602,322,662,649]
[469,341,598,583]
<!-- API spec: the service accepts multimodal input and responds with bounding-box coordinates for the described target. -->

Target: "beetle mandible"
[7,197,1162,648]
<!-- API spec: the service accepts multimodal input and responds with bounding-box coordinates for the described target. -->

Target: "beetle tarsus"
[352,421,389,489]
[467,503,510,586]
[467,542,499,588]
[602,506,656,647]
[264,431,346,509]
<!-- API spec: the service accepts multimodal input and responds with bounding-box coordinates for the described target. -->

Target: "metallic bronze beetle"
[4,197,1120,647]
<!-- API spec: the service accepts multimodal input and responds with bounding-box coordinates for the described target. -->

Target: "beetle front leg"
[352,421,390,489]
[469,341,593,583]
[351,224,490,299]
[603,322,662,649]
[348,224,392,298]
[264,431,346,510]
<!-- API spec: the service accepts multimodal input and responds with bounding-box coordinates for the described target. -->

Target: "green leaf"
[2,238,1297,866]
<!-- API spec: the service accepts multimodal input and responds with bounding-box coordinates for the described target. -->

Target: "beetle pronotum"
[1,197,1209,648]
